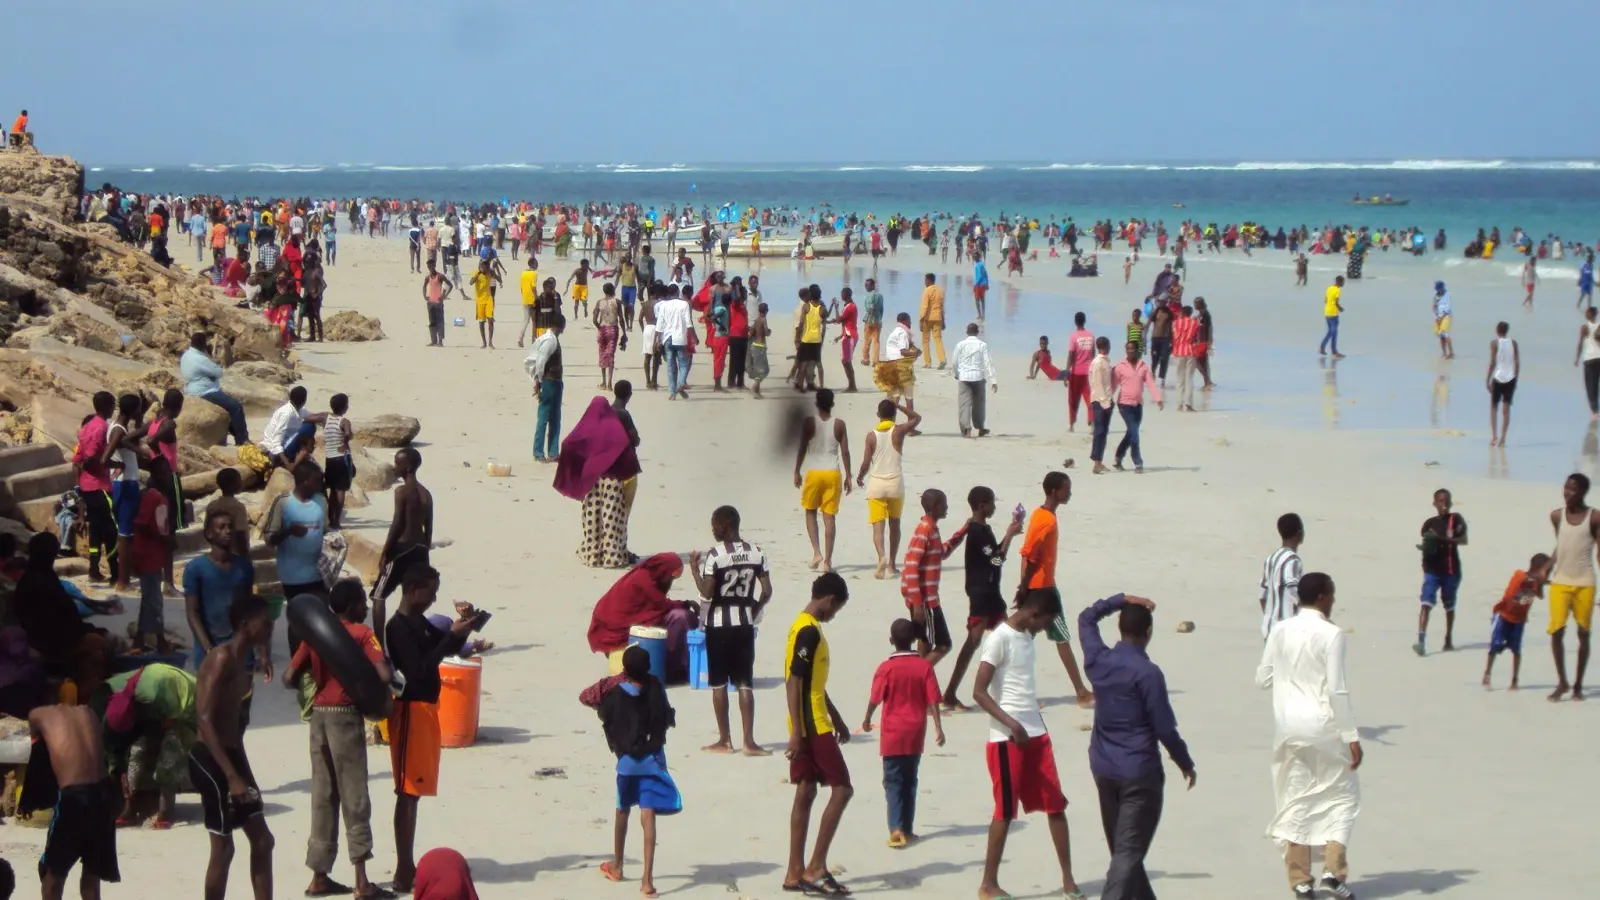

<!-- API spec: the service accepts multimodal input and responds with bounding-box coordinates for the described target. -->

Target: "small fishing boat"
[1349,196,1410,206]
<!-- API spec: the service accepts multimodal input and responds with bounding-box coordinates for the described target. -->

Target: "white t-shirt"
[260,402,304,456]
[654,298,692,346]
[979,623,1047,743]
[885,324,912,359]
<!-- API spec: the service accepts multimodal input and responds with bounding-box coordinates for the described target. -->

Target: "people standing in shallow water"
[1487,321,1518,447]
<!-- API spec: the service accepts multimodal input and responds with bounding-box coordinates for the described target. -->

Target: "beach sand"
[6,233,1589,898]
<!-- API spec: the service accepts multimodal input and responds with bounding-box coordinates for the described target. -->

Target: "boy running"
[689,505,773,756]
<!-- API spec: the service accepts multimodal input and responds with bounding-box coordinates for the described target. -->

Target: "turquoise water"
[96,160,1600,246]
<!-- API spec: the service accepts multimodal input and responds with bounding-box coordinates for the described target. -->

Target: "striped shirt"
[1171,316,1199,358]
[700,540,769,628]
[322,414,349,459]
[1259,546,1303,638]
[902,516,960,609]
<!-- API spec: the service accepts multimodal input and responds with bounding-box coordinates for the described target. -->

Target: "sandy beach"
[8,229,1592,900]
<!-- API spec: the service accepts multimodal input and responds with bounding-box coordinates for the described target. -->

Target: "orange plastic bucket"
[438,657,482,748]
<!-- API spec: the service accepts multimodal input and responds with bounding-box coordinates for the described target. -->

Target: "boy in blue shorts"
[1484,554,1550,690]
[1416,488,1467,656]
[589,646,680,897]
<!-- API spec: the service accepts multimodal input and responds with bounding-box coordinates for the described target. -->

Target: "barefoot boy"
[942,487,1023,709]
[860,619,944,848]
[902,489,961,672]
[972,588,1085,900]
[689,505,773,756]
[1484,554,1551,690]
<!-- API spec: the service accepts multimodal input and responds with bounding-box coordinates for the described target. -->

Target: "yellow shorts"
[1548,583,1595,634]
[573,284,589,302]
[867,495,904,524]
[475,297,494,321]
[1434,315,1451,336]
[800,470,842,516]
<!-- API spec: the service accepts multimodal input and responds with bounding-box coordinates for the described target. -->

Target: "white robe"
[1255,607,1360,847]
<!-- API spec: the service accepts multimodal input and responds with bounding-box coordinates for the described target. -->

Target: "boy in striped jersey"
[689,506,773,756]
[1260,513,1305,639]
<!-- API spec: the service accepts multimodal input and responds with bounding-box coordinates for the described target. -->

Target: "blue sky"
[10,0,1589,165]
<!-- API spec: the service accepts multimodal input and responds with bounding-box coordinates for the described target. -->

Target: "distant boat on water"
[1349,195,1410,206]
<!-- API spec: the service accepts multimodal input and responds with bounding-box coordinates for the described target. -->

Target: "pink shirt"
[74,416,112,492]
[1111,359,1161,406]
[1068,328,1096,376]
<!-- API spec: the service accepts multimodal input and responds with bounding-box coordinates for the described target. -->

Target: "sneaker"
[1292,883,1315,897]
[1320,874,1355,899]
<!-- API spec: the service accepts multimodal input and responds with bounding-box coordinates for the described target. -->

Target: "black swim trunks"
[371,543,430,601]
[40,780,120,882]
[705,625,756,689]
[188,743,264,836]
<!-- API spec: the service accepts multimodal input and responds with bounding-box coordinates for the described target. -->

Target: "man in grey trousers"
[950,322,997,437]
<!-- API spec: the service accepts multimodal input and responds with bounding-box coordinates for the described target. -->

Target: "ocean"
[93,160,1600,245]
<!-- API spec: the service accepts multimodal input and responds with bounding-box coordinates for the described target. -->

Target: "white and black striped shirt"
[1260,547,1302,638]
[701,541,769,629]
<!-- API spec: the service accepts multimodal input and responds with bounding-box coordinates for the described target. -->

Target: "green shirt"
[864,291,885,326]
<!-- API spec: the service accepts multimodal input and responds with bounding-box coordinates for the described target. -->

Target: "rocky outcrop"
[0,151,84,222]
[353,414,420,448]
[323,310,385,342]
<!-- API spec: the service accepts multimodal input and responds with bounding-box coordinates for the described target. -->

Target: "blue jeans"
[1421,572,1462,612]
[665,344,691,394]
[1320,315,1340,355]
[200,389,249,445]
[1115,403,1144,468]
[283,420,318,461]
[534,379,563,459]
[883,755,921,835]
[1090,403,1114,462]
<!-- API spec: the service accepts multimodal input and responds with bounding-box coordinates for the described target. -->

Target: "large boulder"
[0,153,84,223]
[218,373,288,415]
[352,414,420,448]
[352,446,397,493]
[229,361,298,385]
[322,311,385,342]
[176,400,230,448]
[254,467,295,524]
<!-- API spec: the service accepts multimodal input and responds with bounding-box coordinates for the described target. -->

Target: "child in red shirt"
[1484,553,1551,690]
[860,619,945,848]
[130,488,171,653]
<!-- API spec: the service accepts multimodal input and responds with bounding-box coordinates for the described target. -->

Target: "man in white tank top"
[1548,473,1600,700]
[1487,321,1518,447]
[794,389,851,573]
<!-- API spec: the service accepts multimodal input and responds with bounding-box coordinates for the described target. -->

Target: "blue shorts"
[620,286,637,307]
[1489,615,1524,656]
[1420,572,1461,611]
[111,481,140,537]
[616,753,682,814]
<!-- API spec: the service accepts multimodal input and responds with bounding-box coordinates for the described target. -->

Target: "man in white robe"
[1255,571,1362,899]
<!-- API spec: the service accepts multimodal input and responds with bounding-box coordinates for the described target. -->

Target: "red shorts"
[974,284,989,300]
[986,734,1066,820]
[790,733,851,788]
[967,612,1005,631]
[1191,341,1210,356]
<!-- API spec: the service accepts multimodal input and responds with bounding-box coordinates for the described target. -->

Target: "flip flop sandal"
[305,881,353,897]
[353,888,398,900]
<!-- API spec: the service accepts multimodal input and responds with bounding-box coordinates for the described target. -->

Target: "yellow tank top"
[801,305,823,343]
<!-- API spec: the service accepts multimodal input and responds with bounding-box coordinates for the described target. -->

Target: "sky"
[10,0,1592,166]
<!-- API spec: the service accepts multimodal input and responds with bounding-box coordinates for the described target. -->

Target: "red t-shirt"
[838,302,859,340]
[1493,570,1535,624]
[131,490,170,576]
[290,622,386,707]
[870,653,940,757]
[74,416,112,492]
[729,299,749,337]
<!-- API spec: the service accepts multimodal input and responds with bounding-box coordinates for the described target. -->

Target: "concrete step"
[0,463,78,510]
[0,444,65,480]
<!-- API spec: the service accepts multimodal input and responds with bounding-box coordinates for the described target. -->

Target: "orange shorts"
[389,700,441,797]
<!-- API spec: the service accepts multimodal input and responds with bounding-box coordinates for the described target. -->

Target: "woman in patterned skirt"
[555,396,642,568]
